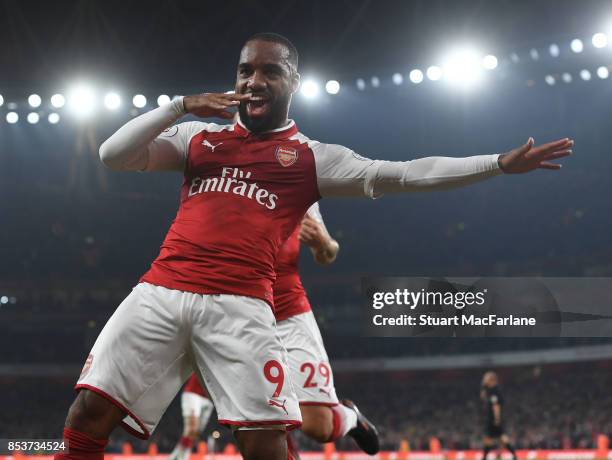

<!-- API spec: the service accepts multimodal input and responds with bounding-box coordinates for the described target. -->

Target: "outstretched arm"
[314,138,573,198]
[99,93,249,172]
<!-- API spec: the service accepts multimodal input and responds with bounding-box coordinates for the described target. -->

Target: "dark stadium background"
[1,0,612,455]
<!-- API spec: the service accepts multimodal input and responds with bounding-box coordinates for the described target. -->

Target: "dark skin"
[62,43,300,460]
[65,389,288,460]
[63,38,573,459]
[184,40,299,134]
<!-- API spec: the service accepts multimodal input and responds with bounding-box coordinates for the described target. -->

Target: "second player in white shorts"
[181,391,214,432]
[275,310,339,407]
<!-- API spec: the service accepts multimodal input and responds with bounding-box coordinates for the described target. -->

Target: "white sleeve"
[305,202,332,239]
[99,97,206,172]
[313,143,502,198]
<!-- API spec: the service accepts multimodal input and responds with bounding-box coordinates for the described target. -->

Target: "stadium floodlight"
[370,76,380,88]
[544,75,556,86]
[325,80,340,94]
[48,113,60,124]
[104,92,121,110]
[0,296,7,305]
[27,112,39,124]
[482,55,498,70]
[570,39,584,53]
[442,48,482,86]
[409,69,424,84]
[392,73,404,85]
[6,112,18,124]
[157,94,171,106]
[549,44,560,57]
[562,72,573,83]
[51,93,65,108]
[426,65,442,81]
[300,80,319,99]
[597,66,610,79]
[132,94,147,108]
[592,32,608,49]
[529,48,539,60]
[510,52,520,63]
[28,94,42,108]
[0,94,3,107]
[356,78,366,90]
[580,69,592,81]
[68,84,97,118]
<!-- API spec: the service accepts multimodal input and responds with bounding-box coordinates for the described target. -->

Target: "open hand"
[183,92,251,119]
[498,137,573,173]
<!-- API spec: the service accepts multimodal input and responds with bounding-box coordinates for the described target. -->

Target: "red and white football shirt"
[273,203,327,321]
[141,120,320,306]
[129,110,500,308]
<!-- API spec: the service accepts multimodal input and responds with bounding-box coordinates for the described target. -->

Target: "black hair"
[244,32,298,71]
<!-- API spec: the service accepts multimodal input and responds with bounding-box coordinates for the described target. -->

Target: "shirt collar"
[234,117,298,139]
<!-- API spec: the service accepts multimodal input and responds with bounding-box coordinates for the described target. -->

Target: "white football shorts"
[276,311,339,406]
[76,282,301,438]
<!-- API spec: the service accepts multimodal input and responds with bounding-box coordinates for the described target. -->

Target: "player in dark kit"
[481,371,517,460]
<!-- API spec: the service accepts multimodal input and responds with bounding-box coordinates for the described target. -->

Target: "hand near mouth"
[183,92,252,119]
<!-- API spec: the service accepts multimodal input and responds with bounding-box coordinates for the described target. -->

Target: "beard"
[238,93,291,134]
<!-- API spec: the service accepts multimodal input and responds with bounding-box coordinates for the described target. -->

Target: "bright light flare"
[570,39,584,53]
[28,94,42,108]
[482,55,498,70]
[6,112,18,124]
[597,66,609,79]
[325,80,340,94]
[426,66,442,81]
[157,94,171,106]
[104,92,121,110]
[592,33,608,48]
[580,69,592,81]
[300,80,320,99]
[68,85,97,117]
[442,48,483,86]
[409,69,424,84]
[51,94,65,108]
[132,94,147,108]
[549,44,560,57]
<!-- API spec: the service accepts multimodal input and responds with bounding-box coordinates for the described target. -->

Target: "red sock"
[54,427,108,460]
[179,436,193,449]
[328,405,345,442]
[287,433,300,460]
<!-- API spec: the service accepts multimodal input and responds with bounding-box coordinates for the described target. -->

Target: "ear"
[290,72,301,94]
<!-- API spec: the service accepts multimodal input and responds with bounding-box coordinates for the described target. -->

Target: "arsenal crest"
[275,146,298,167]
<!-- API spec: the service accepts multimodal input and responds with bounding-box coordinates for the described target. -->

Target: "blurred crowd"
[3,361,611,453]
